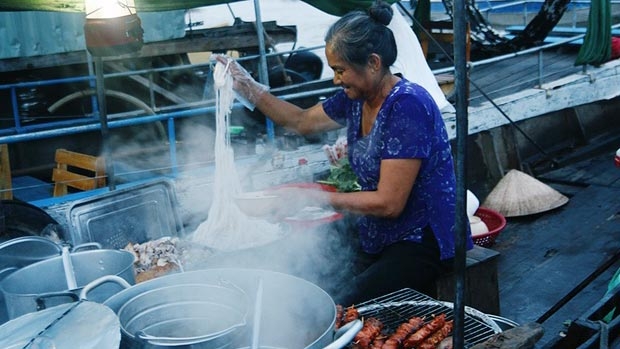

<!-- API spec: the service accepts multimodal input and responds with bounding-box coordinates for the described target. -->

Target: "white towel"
[389,4,455,113]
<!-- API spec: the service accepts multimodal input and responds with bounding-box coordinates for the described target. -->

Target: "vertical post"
[453,0,470,347]
[538,50,544,87]
[167,117,179,177]
[252,0,276,144]
[94,57,116,191]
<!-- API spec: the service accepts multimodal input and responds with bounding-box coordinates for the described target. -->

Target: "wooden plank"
[55,149,99,172]
[52,168,98,191]
[538,151,620,187]
[0,21,296,73]
[0,144,12,200]
[433,245,501,315]
[467,49,581,105]
[493,184,620,328]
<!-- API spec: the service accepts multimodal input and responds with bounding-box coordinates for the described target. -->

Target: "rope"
[396,2,554,162]
[435,0,573,58]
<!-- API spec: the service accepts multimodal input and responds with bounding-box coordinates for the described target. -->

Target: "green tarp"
[0,0,396,16]
[574,0,612,65]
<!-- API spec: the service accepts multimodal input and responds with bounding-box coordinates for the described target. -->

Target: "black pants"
[333,227,453,306]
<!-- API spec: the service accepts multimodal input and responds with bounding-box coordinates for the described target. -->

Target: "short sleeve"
[321,90,349,126]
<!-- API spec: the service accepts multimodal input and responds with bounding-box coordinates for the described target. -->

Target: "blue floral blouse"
[322,79,473,260]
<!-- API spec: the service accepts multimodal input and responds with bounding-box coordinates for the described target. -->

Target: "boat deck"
[466,45,584,107]
[488,145,620,347]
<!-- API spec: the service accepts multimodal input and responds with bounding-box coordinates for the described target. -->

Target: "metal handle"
[79,275,131,300]
[0,266,17,280]
[71,242,102,252]
[35,291,80,311]
[322,319,363,349]
[61,245,78,290]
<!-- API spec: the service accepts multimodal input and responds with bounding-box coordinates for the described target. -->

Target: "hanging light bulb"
[84,0,144,56]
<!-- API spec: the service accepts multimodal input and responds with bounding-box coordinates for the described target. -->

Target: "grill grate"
[353,288,500,347]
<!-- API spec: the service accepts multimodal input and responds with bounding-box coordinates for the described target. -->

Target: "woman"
[218,0,473,305]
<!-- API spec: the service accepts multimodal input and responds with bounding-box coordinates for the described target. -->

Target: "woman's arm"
[217,55,341,135]
[329,158,421,218]
[255,92,341,135]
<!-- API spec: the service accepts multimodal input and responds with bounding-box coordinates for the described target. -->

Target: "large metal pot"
[0,236,100,324]
[0,248,135,320]
[82,268,360,349]
[0,301,121,349]
[117,282,249,346]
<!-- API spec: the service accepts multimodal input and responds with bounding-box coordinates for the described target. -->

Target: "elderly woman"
[218,0,472,305]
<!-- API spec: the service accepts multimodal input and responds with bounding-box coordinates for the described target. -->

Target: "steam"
[176,61,355,302]
[105,57,356,308]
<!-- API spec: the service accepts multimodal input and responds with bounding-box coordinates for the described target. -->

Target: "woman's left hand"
[265,187,330,221]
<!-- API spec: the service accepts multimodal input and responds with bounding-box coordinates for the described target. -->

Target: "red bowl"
[472,207,506,247]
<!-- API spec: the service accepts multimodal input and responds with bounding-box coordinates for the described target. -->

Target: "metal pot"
[0,236,101,324]
[0,236,63,280]
[0,301,121,349]
[117,282,249,346]
[81,268,360,349]
[0,248,135,320]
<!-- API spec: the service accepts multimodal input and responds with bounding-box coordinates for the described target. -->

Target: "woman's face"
[325,45,372,100]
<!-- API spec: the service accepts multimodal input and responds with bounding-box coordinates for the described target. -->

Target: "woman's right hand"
[213,54,269,110]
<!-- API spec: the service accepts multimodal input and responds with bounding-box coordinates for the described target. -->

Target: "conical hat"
[482,169,569,217]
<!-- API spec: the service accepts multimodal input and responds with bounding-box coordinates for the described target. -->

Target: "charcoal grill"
[353,288,502,347]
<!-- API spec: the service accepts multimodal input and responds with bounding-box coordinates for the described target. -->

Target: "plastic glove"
[263,186,331,222]
[213,54,269,111]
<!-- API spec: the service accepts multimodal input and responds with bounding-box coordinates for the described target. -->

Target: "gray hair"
[324,0,397,69]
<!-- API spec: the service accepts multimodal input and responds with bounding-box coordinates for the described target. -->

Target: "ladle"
[61,245,78,290]
[251,278,263,349]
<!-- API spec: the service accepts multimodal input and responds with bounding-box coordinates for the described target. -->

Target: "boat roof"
[0,0,398,16]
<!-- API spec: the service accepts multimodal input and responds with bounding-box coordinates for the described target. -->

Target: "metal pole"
[252,0,276,143]
[94,56,116,191]
[453,0,470,347]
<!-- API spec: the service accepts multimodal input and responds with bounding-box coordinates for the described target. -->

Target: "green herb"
[318,158,361,192]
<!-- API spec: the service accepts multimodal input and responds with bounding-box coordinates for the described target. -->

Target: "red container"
[472,207,507,247]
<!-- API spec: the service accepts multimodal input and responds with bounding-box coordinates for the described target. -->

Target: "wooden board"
[0,21,296,73]
[492,183,620,344]
[538,151,620,187]
[433,245,501,315]
[467,49,582,106]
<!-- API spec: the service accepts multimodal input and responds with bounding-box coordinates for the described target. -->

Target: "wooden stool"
[52,149,106,196]
[0,144,12,200]
[431,245,501,315]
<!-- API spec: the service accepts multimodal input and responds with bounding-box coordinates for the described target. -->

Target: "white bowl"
[234,191,280,217]
[467,190,480,218]
[469,215,490,237]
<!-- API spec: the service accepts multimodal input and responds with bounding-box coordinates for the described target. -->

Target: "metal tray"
[66,179,185,249]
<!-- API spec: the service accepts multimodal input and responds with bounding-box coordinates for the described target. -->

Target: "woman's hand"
[264,187,331,221]
[213,54,269,110]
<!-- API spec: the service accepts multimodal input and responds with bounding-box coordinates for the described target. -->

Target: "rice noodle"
[192,59,283,251]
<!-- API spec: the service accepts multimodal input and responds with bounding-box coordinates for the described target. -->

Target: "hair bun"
[368,0,394,26]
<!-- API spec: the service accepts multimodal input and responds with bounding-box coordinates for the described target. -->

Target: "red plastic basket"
[472,207,507,247]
